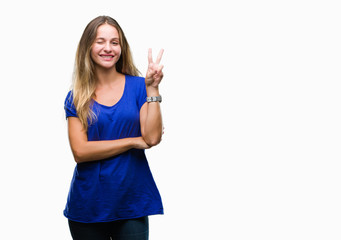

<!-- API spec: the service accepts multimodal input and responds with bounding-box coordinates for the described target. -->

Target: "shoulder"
[64,90,78,117]
[66,90,73,98]
[125,75,146,92]
[64,90,76,110]
[64,90,74,104]
[126,74,145,85]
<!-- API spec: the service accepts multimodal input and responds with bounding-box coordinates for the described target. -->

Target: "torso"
[64,75,164,222]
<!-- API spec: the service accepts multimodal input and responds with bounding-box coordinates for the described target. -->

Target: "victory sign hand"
[145,48,164,88]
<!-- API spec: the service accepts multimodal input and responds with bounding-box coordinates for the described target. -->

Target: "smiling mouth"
[100,55,114,59]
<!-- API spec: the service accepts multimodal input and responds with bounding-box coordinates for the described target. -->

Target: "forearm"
[70,138,136,163]
[142,48,165,146]
[142,87,163,146]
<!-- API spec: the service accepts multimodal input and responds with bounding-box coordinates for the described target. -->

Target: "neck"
[95,67,123,86]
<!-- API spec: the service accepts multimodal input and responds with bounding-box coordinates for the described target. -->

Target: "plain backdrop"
[0,0,340,239]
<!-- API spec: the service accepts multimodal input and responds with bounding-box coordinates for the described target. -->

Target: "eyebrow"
[95,37,119,41]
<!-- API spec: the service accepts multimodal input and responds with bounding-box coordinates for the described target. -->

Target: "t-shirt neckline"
[93,75,127,108]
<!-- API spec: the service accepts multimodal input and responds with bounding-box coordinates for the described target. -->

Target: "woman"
[64,16,164,240]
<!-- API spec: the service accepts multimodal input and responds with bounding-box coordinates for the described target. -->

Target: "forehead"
[96,24,119,38]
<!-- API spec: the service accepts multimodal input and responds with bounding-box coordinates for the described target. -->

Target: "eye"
[96,41,104,44]
[112,42,119,45]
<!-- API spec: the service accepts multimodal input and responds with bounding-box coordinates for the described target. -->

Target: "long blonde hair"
[71,16,141,131]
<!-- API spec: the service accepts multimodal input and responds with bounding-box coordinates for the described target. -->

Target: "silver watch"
[146,96,162,103]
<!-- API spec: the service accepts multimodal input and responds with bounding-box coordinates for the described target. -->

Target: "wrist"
[147,95,162,103]
[146,86,160,97]
[128,138,137,149]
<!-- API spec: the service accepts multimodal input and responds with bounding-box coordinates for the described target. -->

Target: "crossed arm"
[67,49,164,164]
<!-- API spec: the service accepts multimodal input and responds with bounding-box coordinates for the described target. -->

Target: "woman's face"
[91,24,121,70]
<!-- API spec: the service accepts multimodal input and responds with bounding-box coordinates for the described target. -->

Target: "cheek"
[90,46,103,63]
[117,46,122,57]
[90,47,97,60]
[91,45,99,55]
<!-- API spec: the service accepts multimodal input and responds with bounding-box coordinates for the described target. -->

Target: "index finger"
[148,48,153,64]
[155,49,164,64]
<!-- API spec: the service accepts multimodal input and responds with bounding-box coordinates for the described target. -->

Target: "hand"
[133,137,151,149]
[145,48,164,88]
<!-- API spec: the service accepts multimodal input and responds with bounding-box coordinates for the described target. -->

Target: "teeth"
[101,55,113,58]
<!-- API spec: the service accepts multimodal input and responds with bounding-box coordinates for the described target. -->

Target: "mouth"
[100,54,115,60]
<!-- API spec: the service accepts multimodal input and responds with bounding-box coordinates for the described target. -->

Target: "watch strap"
[146,96,162,103]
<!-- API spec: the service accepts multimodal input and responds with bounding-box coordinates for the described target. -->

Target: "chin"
[99,65,116,70]
[94,60,115,69]
[95,59,119,69]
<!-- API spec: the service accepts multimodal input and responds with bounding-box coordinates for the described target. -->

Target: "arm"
[140,49,164,146]
[67,117,150,163]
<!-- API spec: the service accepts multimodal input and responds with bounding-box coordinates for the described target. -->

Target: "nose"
[103,41,112,52]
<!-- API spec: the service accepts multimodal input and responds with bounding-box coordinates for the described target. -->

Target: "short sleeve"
[64,91,78,119]
[136,77,147,110]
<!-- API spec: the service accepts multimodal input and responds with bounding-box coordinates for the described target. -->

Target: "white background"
[0,0,340,239]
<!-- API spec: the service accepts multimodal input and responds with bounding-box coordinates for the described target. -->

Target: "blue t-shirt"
[63,75,163,223]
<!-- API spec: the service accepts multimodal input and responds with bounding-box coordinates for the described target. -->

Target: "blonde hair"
[71,16,141,131]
